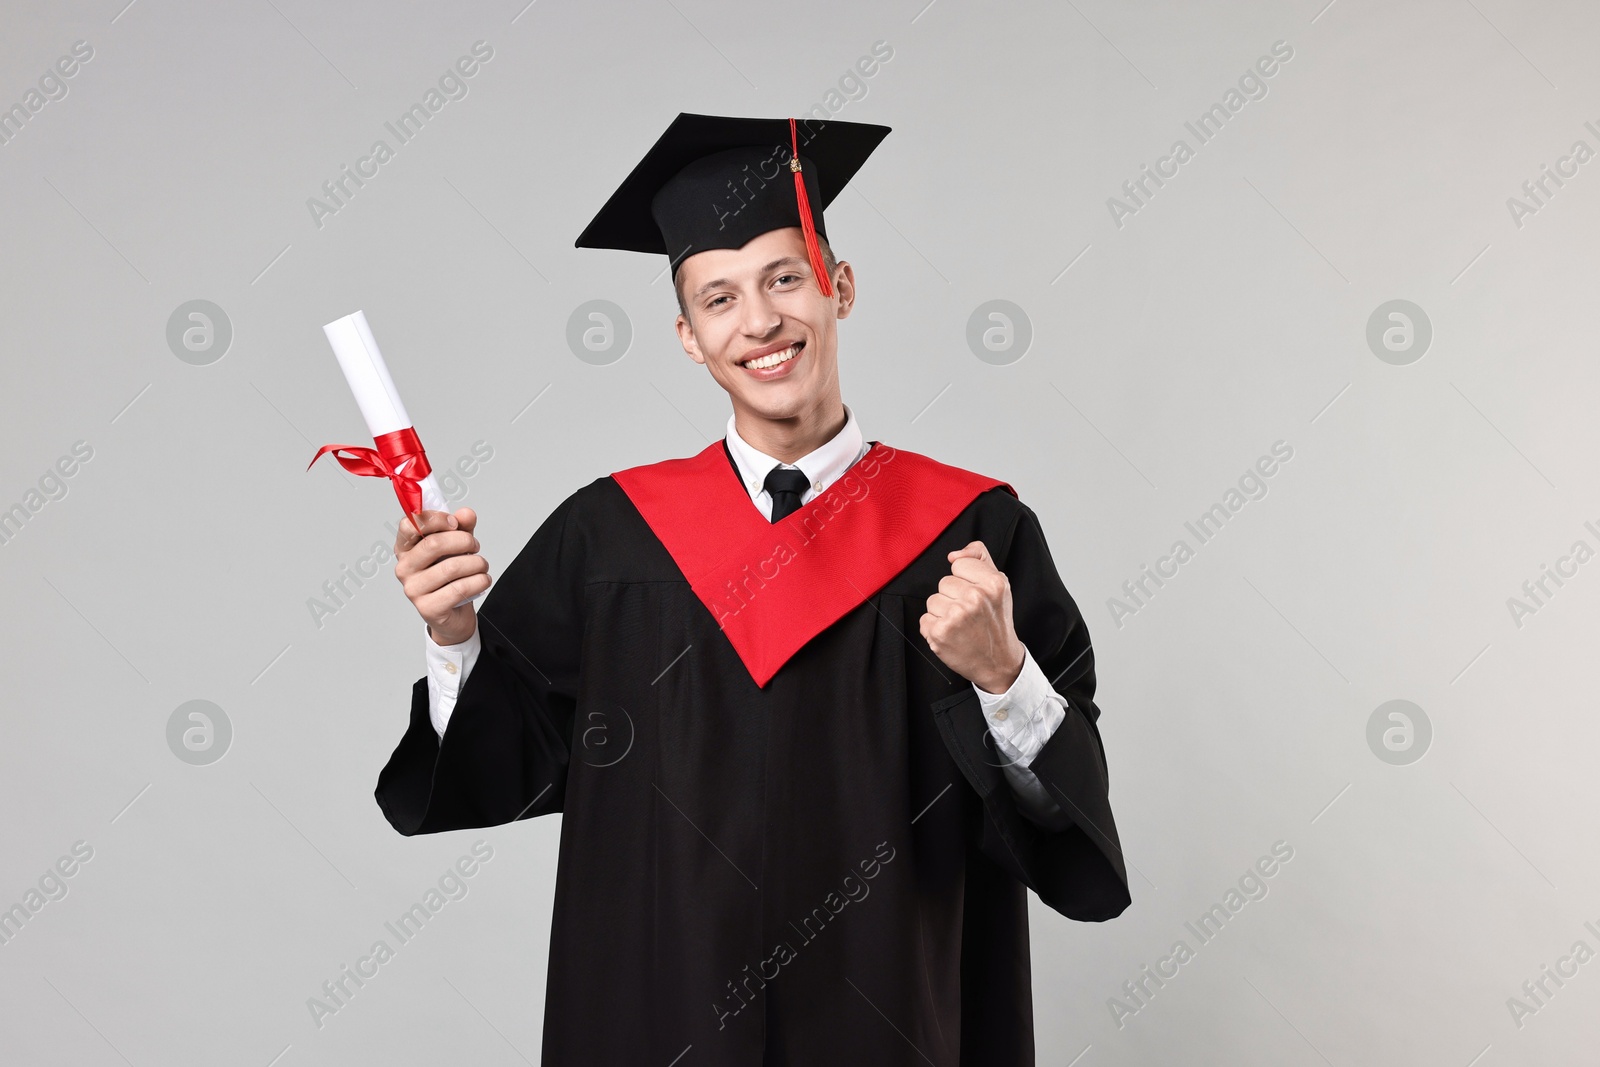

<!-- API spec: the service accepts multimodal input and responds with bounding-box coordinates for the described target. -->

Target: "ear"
[675,312,706,365]
[832,260,857,321]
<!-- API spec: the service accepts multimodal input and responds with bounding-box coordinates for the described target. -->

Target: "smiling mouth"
[740,341,803,370]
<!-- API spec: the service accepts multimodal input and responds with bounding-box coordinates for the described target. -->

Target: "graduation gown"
[376,440,1130,1066]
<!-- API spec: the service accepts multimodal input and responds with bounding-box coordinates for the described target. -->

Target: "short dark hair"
[675,236,838,318]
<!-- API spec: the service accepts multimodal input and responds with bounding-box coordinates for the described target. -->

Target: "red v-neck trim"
[611,440,1014,687]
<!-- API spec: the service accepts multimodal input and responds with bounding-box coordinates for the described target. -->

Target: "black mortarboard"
[574,112,891,295]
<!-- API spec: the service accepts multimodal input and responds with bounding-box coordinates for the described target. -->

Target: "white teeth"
[745,344,798,371]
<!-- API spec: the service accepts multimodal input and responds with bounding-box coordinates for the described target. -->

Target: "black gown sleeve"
[375,493,586,836]
[931,501,1133,922]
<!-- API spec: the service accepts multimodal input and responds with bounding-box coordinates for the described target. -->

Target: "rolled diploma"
[323,310,482,606]
[322,310,449,514]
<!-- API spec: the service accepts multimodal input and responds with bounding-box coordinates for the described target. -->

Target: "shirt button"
[444,662,458,675]
[993,707,1008,721]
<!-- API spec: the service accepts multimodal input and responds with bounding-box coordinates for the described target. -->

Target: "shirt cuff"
[425,623,481,738]
[971,646,1065,769]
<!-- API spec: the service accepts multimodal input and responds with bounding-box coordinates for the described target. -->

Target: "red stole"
[611,441,1013,687]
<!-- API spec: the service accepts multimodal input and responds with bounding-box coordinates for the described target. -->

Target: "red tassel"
[789,117,833,298]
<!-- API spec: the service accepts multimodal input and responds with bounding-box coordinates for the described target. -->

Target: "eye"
[705,294,731,308]
[774,273,801,287]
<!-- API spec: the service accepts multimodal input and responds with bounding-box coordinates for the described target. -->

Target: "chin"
[744,393,810,419]
[743,396,799,418]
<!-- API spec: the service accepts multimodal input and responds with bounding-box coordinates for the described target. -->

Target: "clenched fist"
[919,540,1025,694]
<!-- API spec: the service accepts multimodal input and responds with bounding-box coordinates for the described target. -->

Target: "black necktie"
[764,466,810,522]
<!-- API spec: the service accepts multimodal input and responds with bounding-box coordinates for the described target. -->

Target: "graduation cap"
[574,112,891,297]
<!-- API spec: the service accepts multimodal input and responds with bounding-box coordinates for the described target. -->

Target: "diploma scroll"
[310,310,482,607]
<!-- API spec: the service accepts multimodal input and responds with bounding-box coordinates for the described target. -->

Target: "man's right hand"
[395,508,490,646]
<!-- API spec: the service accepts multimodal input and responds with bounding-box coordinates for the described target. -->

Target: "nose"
[739,288,781,338]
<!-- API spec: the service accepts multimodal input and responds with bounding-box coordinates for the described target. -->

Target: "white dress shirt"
[425,404,1071,829]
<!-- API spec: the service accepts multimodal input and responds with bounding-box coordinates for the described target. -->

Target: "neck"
[733,397,847,465]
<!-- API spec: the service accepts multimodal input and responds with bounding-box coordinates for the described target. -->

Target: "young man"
[378,113,1130,1065]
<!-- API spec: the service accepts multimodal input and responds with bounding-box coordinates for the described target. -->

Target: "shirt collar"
[724,404,866,504]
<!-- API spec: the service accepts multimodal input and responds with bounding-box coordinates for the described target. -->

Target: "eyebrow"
[691,257,808,300]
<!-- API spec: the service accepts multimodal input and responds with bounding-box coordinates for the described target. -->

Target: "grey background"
[1,0,1595,1063]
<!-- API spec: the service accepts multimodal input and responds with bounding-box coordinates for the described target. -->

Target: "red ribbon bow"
[308,426,434,534]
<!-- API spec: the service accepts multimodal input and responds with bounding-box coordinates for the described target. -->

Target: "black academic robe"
[375,440,1130,1066]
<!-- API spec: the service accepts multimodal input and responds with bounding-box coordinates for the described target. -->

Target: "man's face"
[674,227,855,427]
